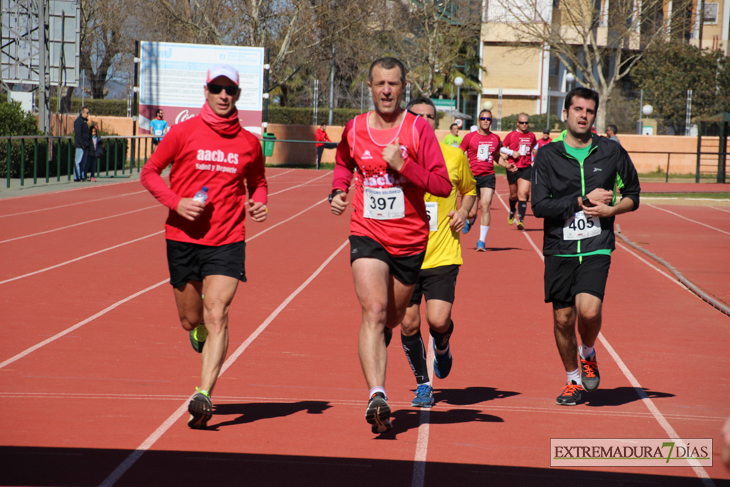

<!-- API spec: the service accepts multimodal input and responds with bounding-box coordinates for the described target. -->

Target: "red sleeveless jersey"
[333,111,451,256]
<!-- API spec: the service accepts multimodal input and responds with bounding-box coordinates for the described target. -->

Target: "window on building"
[703,2,719,24]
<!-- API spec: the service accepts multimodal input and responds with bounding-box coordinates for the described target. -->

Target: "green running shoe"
[189,324,208,353]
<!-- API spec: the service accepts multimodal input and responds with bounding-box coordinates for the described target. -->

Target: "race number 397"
[363,186,405,220]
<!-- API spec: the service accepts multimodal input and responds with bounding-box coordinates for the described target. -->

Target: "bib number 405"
[563,211,601,241]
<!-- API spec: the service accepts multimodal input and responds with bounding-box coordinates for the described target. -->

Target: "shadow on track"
[210,400,331,429]
[434,386,520,406]
[582,387,675,407]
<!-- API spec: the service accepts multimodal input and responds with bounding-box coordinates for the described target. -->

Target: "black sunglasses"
[479,117,492,121]
[518,121,529,124]
[207,84,239,96]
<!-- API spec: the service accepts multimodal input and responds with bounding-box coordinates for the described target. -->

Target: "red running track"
[0,170,728,486]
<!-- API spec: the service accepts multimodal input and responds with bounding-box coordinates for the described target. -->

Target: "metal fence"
[1,135,160,188]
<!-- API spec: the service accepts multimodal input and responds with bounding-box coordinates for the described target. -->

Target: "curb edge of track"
[615,224,730,318]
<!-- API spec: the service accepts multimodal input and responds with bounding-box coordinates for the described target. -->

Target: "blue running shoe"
[476,240,486,252]
[411,384,434,408]
[462,218,473,234]
[433,343,453,379]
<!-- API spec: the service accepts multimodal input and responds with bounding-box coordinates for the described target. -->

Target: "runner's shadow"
[479,247,522,252]
[435,387,520,406]
[210,401,331,430]
[582,387,674,407]
[374,408,504,439]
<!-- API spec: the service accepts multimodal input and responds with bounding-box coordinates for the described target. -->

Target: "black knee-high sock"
[509,198,517,214]
[518,201,527,220]
[401,331,429,384]
[430,320,454,351]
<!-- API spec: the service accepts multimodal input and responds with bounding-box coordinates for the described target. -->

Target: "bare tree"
[60,0,131,108]
[382,0,482,97]
[485,0,695,131]
[142,0,379,101]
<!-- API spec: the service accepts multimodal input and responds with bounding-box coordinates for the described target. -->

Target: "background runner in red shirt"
[501,113,537,230]
[459,109,515,250]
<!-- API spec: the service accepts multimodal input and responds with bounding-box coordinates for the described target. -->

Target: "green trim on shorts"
[553,249,613,258]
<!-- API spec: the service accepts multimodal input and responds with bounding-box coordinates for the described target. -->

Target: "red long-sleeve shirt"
[332,112,451,256]
[314,128,331,148]
[140,115,268,246]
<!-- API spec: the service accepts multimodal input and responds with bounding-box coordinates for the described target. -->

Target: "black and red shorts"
[349,235,425,285]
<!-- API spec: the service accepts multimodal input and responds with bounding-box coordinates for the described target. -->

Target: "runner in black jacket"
[532,87,640,406]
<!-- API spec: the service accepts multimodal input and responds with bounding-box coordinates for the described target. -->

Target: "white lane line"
[5,391,725,422]
[710,206,730,213]
[0,197,328,365]
[0,190,149,218]
[0,179,144,201]
[267,169,296,179]
[494,195,714,485]
[0,231,164,286]
[268,171,331,196]
[411,336,434,487]
[494,193,544,261]
[99,238,350,487]
[0,280,167,370]
[0,206,158,244]
[647,203,730,236]
[598,335,714,485]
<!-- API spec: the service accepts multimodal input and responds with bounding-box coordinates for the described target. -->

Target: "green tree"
[0,98,40,136]
[632,42,727,134]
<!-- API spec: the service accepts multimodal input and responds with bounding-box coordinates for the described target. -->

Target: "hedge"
[68,98,128,117]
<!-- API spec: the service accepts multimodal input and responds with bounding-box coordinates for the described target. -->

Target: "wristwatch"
[329,189,344,203]
[581,195,593,208]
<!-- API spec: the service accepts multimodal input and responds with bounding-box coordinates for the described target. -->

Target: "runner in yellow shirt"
[399,97,477,407]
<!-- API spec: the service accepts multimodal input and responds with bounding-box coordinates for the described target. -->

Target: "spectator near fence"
[85,126,102,182]
[73,107,91,181]
[314,123,337,169]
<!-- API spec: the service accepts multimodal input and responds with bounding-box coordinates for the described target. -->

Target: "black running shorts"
[349,235,425,285]
[507,165,532,185]
[475,174,496,191]
[544,254,611,309]
[166,239,247,288]
[410,265,460,305]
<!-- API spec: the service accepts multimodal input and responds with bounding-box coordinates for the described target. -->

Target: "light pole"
[454,76,463,127]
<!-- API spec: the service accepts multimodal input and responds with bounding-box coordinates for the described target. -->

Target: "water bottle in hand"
[193,186,208,204]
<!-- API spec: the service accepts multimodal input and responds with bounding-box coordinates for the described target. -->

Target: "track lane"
[620,204,730,306]
[2,171,729,486]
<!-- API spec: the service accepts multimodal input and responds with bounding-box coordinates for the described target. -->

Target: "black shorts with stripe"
[349,235,425,285]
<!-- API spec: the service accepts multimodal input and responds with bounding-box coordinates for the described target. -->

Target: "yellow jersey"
[422,143,477,269]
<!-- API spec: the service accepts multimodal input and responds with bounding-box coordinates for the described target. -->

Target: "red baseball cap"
[206,64,239,85]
